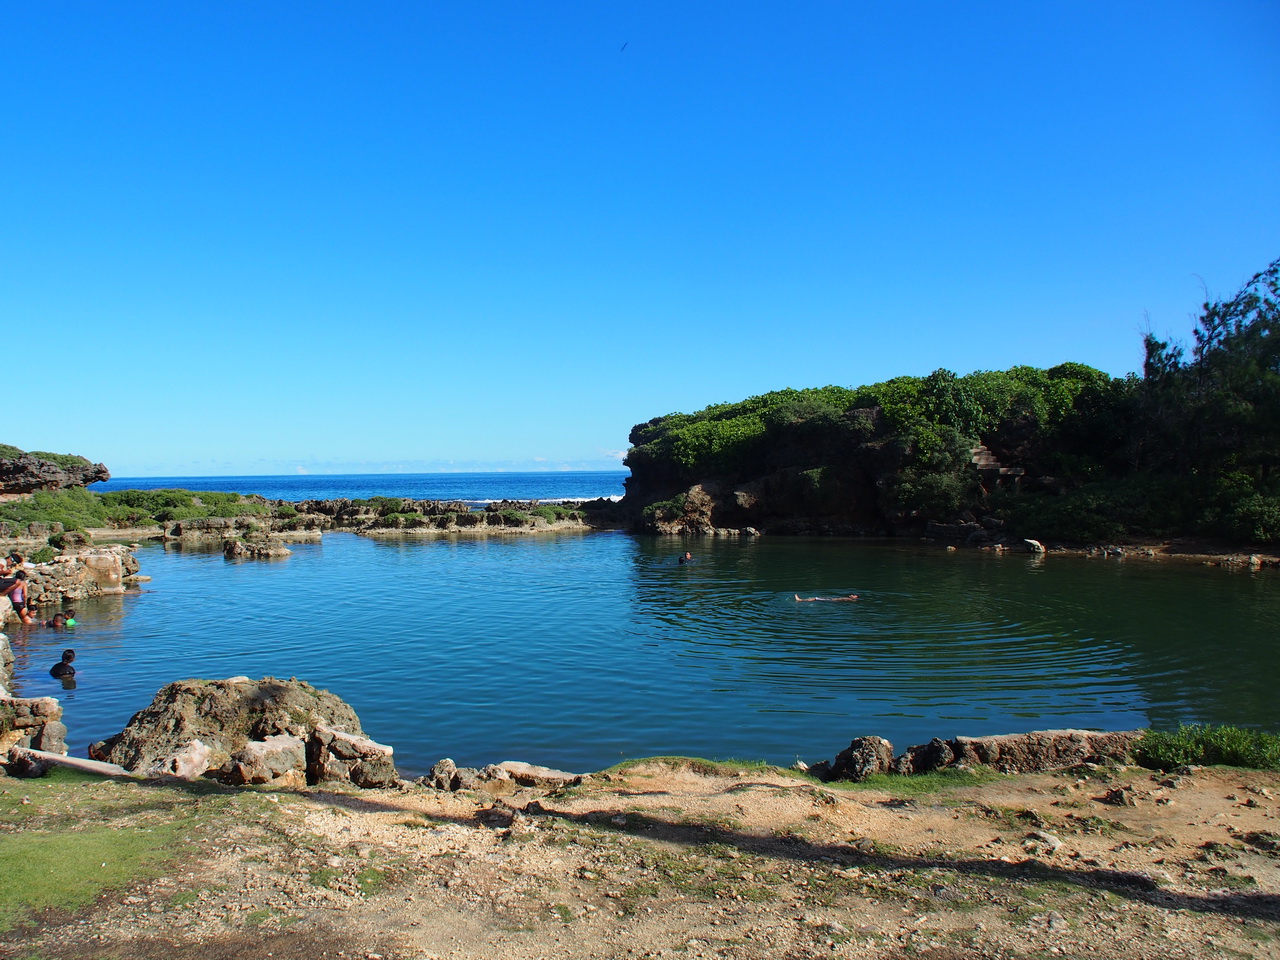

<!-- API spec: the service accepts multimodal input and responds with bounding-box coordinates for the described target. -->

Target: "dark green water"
[9,533,1278,777]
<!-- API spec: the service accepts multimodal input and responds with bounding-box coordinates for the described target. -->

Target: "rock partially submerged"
[89,676,398,788]
[811,729,1143,781]
[223,537,292,559]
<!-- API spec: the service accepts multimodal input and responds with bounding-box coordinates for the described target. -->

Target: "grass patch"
[0,770,323,937]
[552,903,575,923]
[0,770,198,932]
[355,867,388,896]
[1135,724,1280,771]
[831,767,1003,795]
[308,867,341,888]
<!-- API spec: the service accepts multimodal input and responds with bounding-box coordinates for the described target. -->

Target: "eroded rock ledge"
[0,453,109,494]
[808,729,1144,782]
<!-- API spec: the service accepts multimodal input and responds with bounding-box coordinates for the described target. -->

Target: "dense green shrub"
[1136,724,1280,772]
[642,494,687,523]
[376,512,428,529]
[0,444,25,460]
[1222,493,1280,544]
[29,547,57,564]
[102,505,153,528]
[0,488,107,530]
[152,505,208,523]
[97,489,270,524]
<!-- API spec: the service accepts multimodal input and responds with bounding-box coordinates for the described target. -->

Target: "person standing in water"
[2,572,34,624]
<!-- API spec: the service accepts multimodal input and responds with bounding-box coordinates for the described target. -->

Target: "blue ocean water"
[92,471,628,506]
[10,516,1280,778]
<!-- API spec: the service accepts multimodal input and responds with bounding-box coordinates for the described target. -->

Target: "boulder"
[490,760,580,788]
[823,736,894,782]
[145,739,214,779]
[893,737,956,775]
[308,723,398,788]
[90,677,387,788]
[223,537,292,559]
[228,734,307,786]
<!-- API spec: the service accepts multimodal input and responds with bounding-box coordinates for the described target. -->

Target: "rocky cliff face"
[0,452,110,493]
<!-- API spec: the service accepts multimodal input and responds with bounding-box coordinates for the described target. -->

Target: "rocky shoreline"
[2,708,1277,960]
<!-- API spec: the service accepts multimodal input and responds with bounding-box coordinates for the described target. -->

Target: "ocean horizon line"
[97,468,629,481]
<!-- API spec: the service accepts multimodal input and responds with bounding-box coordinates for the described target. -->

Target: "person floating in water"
[50,649,76,678]
[678,552,693,564]
[43,613,68,628]
[795,593,859,602]
[63,608,77,626]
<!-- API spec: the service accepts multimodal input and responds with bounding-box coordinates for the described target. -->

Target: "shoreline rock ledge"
[809,728,1144,781]
[88,676,398,788]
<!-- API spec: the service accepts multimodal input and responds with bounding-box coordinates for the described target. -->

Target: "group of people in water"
[676,551,858,602]
[0,552,77,627]
[0,551,80,682]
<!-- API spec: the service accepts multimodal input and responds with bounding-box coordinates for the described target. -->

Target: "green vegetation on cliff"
[0,444,93,471]
[626,257,1280,544]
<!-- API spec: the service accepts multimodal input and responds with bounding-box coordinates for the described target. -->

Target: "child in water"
[50,649,75,678]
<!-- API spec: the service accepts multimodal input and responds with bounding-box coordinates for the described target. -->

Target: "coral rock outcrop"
[90,676,398,788]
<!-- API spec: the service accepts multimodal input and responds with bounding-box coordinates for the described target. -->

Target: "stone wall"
[2,546,138,622]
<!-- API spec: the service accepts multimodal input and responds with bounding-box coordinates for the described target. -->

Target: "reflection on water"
[8,534,1279,776]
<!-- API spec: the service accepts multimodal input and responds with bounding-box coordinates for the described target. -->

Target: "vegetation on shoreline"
[0,487,273,533]
[0,487,588,543]
[1136,724,1280,772]
[626,257,1280,544]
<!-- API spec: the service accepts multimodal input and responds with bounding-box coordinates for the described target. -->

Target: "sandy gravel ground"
[5,759,1279,960]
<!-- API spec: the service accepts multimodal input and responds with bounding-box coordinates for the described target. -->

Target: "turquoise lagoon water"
[10,530,1279,778]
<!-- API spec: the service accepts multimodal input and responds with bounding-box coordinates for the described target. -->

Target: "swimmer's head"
[61,649,75,663]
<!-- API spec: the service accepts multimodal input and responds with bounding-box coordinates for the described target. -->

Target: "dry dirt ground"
[4,760,1279,960]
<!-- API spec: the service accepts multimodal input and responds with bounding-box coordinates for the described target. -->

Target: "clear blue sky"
[5,2,1277,477]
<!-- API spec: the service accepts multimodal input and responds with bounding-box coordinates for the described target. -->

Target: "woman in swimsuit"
[2,571,34,624]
